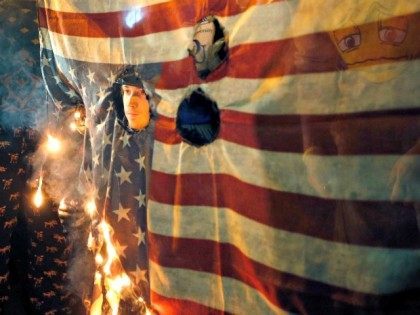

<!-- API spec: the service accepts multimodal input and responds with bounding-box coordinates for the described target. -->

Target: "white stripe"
[39,2,291,64]
[39,0,420,65]
[152,140,420,202]
[156,59,420,117]
[150,261,291,315]
[38,0,169,13]
[39,27,189,65]
[149,200,420,295]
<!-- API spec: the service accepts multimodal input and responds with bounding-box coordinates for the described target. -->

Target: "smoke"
[28,107,97,302]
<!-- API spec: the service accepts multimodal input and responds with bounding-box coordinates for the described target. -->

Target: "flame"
[33,177,44,208]
[95,253,104,266]
[99,221,118,276]
[87,232,96,251]
[59,198,67,210]
[88,219,152,314]
[69,122,78,132]
[46,134,62,154]
[74,110,82,120]
[85,199,97,218]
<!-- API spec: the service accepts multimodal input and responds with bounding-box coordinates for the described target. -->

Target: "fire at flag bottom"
[30,132,154,314]
[37,0,420,314]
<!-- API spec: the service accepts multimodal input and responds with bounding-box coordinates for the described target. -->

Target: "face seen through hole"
[122,84,150,130]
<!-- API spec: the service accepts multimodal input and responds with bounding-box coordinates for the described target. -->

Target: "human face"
[122,84,150,130]
[189,18,216,77]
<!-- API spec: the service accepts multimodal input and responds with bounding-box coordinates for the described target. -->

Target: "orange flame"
[85,199,97,218]
[59,198,67,210]
[46,134,62,154]
[74,110,82,120]
[69,122,78,132]
[88,219,152,314]
[33,177,44,208]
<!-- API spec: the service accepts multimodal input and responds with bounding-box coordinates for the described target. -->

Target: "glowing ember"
[85,199,97,218]
[46,134,62,153]
[33,177,44,208]
[95,253,104,265]
[74,110,82,120]
[69,122,78,131]
[59,198,67,210]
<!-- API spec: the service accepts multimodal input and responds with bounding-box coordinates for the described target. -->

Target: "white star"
[115,166,132,185]
[92,154,99,167]
[135,154,145,171]
[65,88,78,99]
[130,265,148,284]
[114,240,128,258]
[133,227,145,246]
[107,71,117,85]
[87,69,96,84]
[107,101,114,112]
[80,85,87,97]
[52,75,61,84]
[102,133,112,147]
[96,87,109,101]
[134,190,145,208]
[41,55,50,68]
[113,203,130,222]
[89,104,96,117]
[119,133,131,148]
[68,67,76,80]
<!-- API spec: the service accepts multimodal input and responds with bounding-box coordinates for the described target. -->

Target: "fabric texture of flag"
[37,0,420,314]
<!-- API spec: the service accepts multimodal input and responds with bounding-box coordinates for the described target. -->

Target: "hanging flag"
[37,0,420,314]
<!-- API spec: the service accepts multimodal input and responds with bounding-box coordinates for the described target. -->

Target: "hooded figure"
[113,66,158,133]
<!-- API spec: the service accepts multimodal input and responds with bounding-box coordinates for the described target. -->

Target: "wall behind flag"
[0,0,47,128]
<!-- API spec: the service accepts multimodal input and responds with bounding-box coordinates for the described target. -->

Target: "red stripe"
[155,109,420,155]
[154,34,343,88]
[149,234,419,312]
[151,290,233,315]
[150,171,419,248]
[38,0,281,38]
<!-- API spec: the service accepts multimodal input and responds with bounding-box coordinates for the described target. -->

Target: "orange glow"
[69,122,77,131]
[46,134,62,154]
[74,110,82,120]
[33,177,44,208]
[85,199,97,218]
[88,220,152,314]
[95,253,104,266]
[59,198,67,210]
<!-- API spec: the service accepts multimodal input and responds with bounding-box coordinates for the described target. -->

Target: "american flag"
[37,0,420,314]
